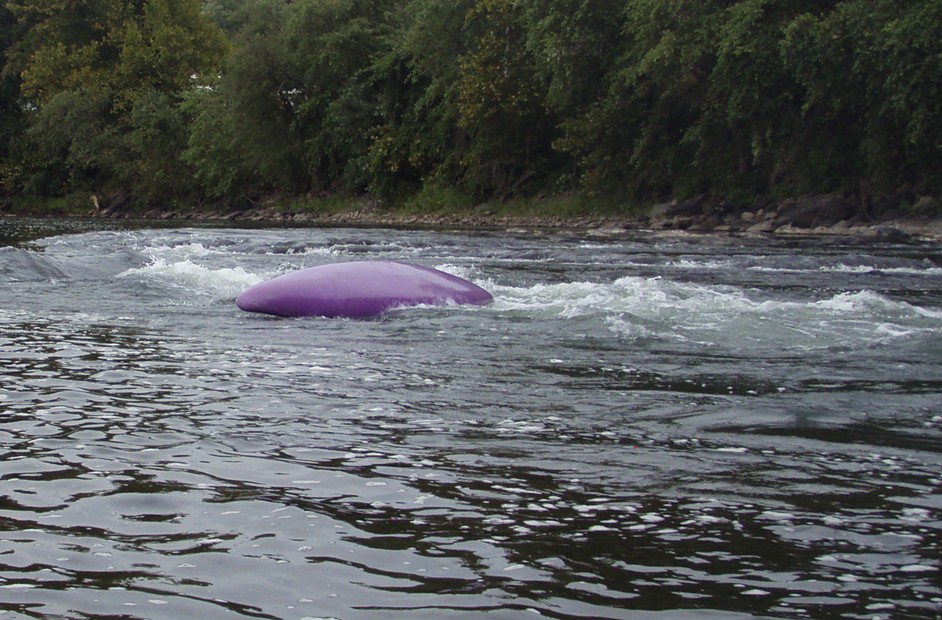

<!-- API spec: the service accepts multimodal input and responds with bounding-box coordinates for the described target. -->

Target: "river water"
[0,218,940,619]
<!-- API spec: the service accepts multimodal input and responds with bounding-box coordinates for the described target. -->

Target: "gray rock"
[773,194,857,229]
[746,220,775,234]
[665,195,706,218]
[689,215,721,232]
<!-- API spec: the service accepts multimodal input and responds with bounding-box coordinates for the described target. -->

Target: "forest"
[0,0,940,215]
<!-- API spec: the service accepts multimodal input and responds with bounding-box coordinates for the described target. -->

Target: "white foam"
[749,263,942,276]
[434,262,489,283]
[670,258,736,271]
[829,264,878,274]
[813,290,893,313]
[813,290,942,319]
[829,263,942,276]
[484,275,942,348]
[488,277,668,318]
[291,246,336,257]
[147,242,216,258]
[118,258,264,301]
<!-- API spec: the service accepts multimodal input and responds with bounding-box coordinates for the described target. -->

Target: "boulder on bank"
[772,194,857,230]
[665,194,707,218]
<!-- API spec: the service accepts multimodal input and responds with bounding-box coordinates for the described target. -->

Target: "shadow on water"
[723,423,942,454]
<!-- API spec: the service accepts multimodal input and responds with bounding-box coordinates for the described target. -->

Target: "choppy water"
[1,218,940,619]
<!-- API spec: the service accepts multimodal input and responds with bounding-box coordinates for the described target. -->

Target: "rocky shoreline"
[644,192,942,241]
[5,192,941,241]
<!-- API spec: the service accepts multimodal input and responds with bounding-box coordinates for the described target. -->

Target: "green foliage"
[117,0,230,98]
[120,89,194,201]
[17,89,116,194]
[1,0,940,210]
[482,192,626,220]
[555,1,715,197]
[0,3,24,196]
[3,0,227,201]
[781,0,942,194]
[184,0,394,198]
[856,0,942,192]
[365,0,476,200]
[202,0,246,35]
[288,0,395,191]
[518,0,623,116]
[400,181,474,214]
[455,0,554,198]
[184,0,301,199]
[181,83,252,200]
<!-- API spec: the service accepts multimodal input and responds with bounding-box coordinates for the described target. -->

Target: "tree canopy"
[0,0,939,211]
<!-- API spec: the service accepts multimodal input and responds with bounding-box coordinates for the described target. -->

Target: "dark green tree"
[3,0,939,210]
[456,0,553,197]
[555,1,717,198]
[6,0,227,202]
[688,0,842,197]
[0,3,24,198]
[184,0,300,199]
[287,0,394,192]
[365,0,475,200]
[186,0,395,199]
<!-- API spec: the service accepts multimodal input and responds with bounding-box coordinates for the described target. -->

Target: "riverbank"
[3,192,941,241]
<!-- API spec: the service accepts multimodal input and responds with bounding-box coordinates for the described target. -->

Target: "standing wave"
[117,259,263,303]
[487,276,942,349]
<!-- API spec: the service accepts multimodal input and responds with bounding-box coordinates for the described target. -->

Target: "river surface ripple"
[1,219,940,619]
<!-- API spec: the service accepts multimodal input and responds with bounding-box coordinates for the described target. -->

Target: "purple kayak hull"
[236,260,493,318]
